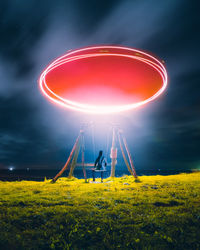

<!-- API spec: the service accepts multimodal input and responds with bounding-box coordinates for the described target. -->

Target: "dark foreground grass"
[0,172,200,249]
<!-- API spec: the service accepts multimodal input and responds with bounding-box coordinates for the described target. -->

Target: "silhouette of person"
[92,150,107,182]
[94,150,107,170]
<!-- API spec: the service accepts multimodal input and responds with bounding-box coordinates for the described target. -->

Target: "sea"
[0,168,193,181]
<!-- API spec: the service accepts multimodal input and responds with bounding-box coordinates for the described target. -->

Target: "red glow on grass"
[39,46,167,114]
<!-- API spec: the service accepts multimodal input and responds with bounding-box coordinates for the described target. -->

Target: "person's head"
[99,150,103,156]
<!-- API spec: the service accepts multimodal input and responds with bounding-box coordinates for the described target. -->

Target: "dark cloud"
[0,0,200,171]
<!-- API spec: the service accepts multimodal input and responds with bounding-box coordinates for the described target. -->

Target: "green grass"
[0,172,200,249]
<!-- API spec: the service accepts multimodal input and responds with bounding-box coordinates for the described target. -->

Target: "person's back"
[95,150,107,170]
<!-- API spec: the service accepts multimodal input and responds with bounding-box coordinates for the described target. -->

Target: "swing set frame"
[51,123,137,183]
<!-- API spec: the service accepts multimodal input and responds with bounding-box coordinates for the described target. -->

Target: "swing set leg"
[51,135,81,183]
[110,127,117,177]
[52,129,88,183]
[110,127,137,178]
[118,130,134,176]
[81,132,87,183]
[68,140,80,178]
[120,130,137,178]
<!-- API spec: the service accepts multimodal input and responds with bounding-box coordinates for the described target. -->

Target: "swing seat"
[90,168,107,182]
[91,168,107,172]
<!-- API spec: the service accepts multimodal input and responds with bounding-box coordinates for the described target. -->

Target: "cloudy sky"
[0,0,199,171]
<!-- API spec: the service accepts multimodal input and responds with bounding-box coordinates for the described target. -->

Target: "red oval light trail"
[39,46,168,114]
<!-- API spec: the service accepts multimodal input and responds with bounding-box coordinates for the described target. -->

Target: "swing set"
[51,123,137,183]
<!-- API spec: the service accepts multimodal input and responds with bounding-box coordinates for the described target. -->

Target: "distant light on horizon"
[8,166,14,171]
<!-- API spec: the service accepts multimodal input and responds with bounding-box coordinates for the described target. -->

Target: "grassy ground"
[0,172,200,250]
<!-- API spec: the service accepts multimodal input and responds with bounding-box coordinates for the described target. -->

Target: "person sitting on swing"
[95,150,107,170]
[93,150,107,182]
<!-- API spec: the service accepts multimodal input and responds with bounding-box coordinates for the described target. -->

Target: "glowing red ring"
[39,46,167,114]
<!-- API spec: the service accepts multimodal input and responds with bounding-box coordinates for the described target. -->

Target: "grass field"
[0,172,200,249]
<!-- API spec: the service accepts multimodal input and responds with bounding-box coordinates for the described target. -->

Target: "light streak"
[39,46,168,114]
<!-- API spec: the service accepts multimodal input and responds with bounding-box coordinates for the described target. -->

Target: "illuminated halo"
[39,46,167,114]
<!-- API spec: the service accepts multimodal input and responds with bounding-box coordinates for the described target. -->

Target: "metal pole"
[68,139,81,178]
[110,127,117,177]
[51,134,81,183]
[81,131,87,182]
[121,130,137,178]
[117,130,134,176]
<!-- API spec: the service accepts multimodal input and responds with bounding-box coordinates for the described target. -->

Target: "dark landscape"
[0,172,200,249]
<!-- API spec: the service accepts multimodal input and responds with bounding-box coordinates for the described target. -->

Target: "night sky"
[0,0,200,171]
